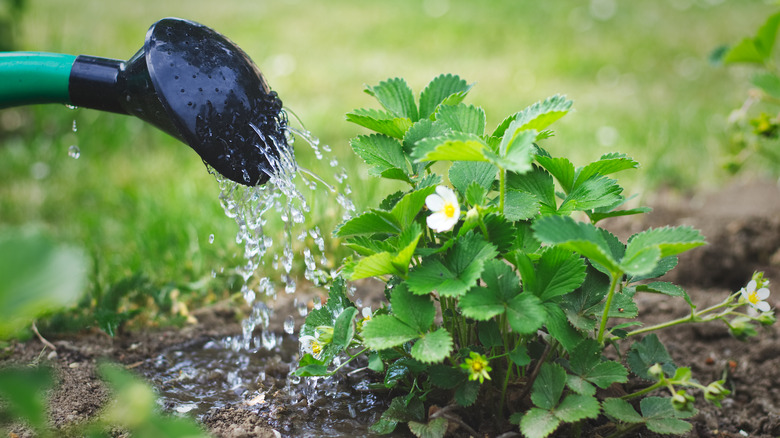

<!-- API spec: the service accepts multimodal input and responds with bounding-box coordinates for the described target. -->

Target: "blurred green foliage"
[714,10,780,175]
[0,0,774,334]
[0,363,208,437]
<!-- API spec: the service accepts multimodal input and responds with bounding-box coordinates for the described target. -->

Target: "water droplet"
[68,145,80,159]
[71,120,77,132]
[208,234,215,244]
[64,104,78,110]
[283,315,295,334]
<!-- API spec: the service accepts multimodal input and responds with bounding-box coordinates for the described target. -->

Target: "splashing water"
[209,119,354,352]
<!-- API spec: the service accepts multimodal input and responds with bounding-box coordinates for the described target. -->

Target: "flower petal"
[746,280,757,293]
[426,193,444,212]
[756,301,771,313]
[427,212,451,232]
[436,185,458,204]
[757,287,771,300]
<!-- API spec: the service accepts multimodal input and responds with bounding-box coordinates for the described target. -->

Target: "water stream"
[146,119,387,436]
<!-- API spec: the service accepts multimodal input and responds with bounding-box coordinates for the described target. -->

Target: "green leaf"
[477,320,503,348]
[506,293,546,334]
[749,70,780,95]
[411,328,453,363]
[335,209,401,237]
[435,103,486,135]
[449,161,497,198]
[350,134,409,180]
[403,119,450,156]
[519,408,561,438]
[408,418,448,438]
[368,352,384,372]
[531,362,566,410]
[625,226,706,259]
[407,232,498,297]
[504,190,540,221]
[641,397,693,435]
[723,38,765,64]
[489,128,537,173]
[333,307,359,348]
[0,366,54,430]
[413,132,490,163]
[544,303,585,351]
[0,228,89,338]
[365,77,419,120]
[566,375,596,396]
[455,381,480,407]
[300,277,352,338]
[602,398,643,423]
[419,73,473,119]
[390,186,436,229]
[555,394,600,423]
[627,334,676,380]
[459,286,506,320]
[509,344,532,366]
[636,281,693,309]
[292,359,330,377]
[559,267,610,331]
[482,258,521,300]
[350,252,401,280]
[574,153,639,188]
[559,176,624,213]
[465,182,488,206]
[533,247,586,301]
[536,156,575,192]
[428,364,466,389]
[369,418,399,435]
[507,165,556,210]
[493,95,573,138]
[619,246,661,277]
[380,395,426,423]
[346,107,412,139]
[754,11,780,59]
[391,283,435,332]
[532,215,621,274]
[362,314,420,350]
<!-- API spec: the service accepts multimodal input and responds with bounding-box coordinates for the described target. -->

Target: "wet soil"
[2,180,780,438]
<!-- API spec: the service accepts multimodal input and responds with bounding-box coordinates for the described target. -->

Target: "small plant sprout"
[293,74,775,438]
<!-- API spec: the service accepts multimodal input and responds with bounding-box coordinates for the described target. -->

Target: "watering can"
[0,17,286,186]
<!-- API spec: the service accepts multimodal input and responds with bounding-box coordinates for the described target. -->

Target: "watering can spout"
[0,17,287,186]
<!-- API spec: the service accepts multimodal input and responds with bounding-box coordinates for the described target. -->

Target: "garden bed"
[1,180,779,438]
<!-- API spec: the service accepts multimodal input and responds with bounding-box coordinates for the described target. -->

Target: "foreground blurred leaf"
[0,227,88,338]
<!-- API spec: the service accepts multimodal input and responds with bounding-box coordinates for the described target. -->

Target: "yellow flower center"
[748,290,760,305]
[471,361,483,372]
[312,341,322,356]
[444,202,456,218]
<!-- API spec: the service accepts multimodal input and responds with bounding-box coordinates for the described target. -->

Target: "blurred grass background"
[0,0,775,331]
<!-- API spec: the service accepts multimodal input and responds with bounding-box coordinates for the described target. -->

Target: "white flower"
[425,186,460,232]
[299,335,324,359]
[740,279,771,312]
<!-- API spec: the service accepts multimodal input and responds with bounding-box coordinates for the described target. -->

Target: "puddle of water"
[144,336,387,437]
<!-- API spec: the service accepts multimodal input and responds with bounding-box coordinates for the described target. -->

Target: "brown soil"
[2,180,780,438]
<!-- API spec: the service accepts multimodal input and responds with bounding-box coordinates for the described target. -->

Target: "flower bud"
[648,363,664,379]
[729,316,757,340]
[757,311,776,326]
[704,380,730,407]
[671,390,695,412]
[315,326,334,344]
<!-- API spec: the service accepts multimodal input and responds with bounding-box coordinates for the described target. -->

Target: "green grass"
[0,0,775,329]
